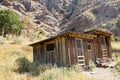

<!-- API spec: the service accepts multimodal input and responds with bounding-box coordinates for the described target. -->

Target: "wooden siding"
[31,30,112,67]
[32,36,96,66]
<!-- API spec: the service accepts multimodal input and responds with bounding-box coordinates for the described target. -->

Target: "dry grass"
[0,36,97,80]
[1,38,120,80]
[111,42,120,78]
[111,42,120,51]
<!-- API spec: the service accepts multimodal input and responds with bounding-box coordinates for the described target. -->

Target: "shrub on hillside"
[14,57,39,76]
[0,9,22,37]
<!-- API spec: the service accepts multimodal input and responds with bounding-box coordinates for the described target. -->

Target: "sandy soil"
[82,68,120,80]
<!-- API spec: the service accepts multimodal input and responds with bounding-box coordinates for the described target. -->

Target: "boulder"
[2,0,12,6]
[22,0,36,12]
[13,2,26,14]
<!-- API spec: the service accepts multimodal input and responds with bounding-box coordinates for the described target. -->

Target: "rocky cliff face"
[0,0,120,38]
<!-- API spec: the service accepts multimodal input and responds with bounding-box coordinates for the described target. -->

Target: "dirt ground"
[82,68,120,80]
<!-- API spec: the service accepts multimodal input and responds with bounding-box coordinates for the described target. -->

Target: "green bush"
[14,57,39,76]
[114,37,120,42]
[71,64,81,72]
[0,9,22,37]
[115,60,120,70]
[89,60,96,70]
[114,53,120,61]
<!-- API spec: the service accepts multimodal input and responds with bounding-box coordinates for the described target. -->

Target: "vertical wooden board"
[81,39,85,65]
[55,41,59,66]
[74,38,78,64]
[36,45,38,62]
[37,44,39,63]
[59,38,63,66]
[95,36,98,58]
[57,39,61,65]
[49,52,51,64]
[61,37,66,66]
[47,51,49,63]
[65,38,69,65]
[109,37,112,58]
[91,40,95,62]
[98,35,102,58]
[58,39,61,65]
[67,37,71,66]
[43,45,45,63]
[93,37,97,59]
[70,38,73,65]
[100,35,103,58]
[35,45,38,62]
[83,39,88,65]
[54,42,57,64]
[41,45,43,63]
[72,38,75,65]
[37,44,40,63]
[73,38,76,64]
[38,44,41,63]
[33,46,35,62]
[106,37,112,58]
[106,37,109,57]
[54,41,57,65]
[92,39,96,62]
[58,40,61,66]
[46,45,48,63]
[34,45,37,62]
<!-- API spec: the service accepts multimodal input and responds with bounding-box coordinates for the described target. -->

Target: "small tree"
[0,9,22,37]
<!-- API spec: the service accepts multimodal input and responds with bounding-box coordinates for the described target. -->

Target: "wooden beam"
[68,33,94,39]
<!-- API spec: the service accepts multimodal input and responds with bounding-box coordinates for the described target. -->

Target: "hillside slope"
[0,0,120,38]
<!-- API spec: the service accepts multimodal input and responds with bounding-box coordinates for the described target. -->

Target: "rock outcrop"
[0,0,120,37]
[2,0,12,6]
[13,2,26,14]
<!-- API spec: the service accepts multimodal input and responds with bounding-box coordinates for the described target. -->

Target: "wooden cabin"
[84,29,112,59]
[30,29,112,67]
[30,32,97,66]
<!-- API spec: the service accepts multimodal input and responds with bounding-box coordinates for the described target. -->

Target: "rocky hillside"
[0,0,120,38]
